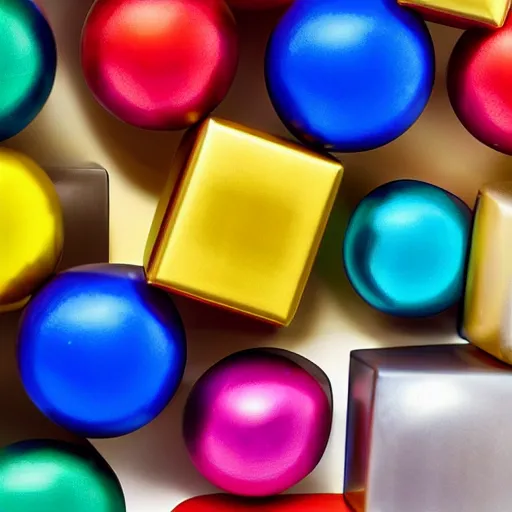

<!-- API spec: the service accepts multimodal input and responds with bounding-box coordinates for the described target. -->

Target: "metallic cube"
[344,344,512,512]
[144,118,343,326]
[462,182,512,365]
[398,0,510,28]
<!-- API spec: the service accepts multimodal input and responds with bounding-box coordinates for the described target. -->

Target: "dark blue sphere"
[343,180,471,317]
[265,0,435,152]
[18,264,187,438]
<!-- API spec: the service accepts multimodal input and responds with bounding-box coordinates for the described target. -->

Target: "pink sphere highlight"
[183,349,332,496]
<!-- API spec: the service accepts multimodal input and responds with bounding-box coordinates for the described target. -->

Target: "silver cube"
[344,344,512,512]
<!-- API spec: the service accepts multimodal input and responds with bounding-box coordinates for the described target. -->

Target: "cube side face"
[344,355,377,512]
[398,0,510,28]
[144,124,205,275]
[47,167,110,270]
[146,118,342,325]
[355,345,512,512]
[462,183,512,364]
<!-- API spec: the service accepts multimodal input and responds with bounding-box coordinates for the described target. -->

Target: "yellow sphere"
[0,149,63,311]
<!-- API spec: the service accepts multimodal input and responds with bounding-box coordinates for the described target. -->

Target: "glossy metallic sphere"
[0,440,125,512]
[172,494,349,512]
[81,0,238,130]
[448,16,512,155]
[265,0,434,151]
[0,0,56,141]
[343,180,471,317]
[183,349,332,496]
[18,264,187,438]
[0,148,63,312]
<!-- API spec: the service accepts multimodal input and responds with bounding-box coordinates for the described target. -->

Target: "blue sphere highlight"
[18,264,187,438]
[265,0,435,152]
[343,180,471,317]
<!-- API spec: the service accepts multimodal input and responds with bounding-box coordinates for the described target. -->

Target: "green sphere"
[0,0,57,141]
[0,441,125,512]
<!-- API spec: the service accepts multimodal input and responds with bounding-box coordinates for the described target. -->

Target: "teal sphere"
[0,0,57,141]
[343,180,471,317]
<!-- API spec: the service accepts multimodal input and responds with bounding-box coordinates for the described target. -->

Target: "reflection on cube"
[462,182,512,364]
[398,0,510,28]
[344,344,512,512]
[144,118,343,326]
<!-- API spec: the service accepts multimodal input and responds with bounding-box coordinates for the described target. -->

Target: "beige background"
[8,1,512,511]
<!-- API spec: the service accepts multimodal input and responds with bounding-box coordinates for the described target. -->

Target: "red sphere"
[448,16,512,155]
[81,0,238,130]
[228,0,291,9]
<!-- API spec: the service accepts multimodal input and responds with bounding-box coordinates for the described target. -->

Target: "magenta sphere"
[183,349,332,496]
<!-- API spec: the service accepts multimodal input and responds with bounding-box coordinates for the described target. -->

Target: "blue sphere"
[18,264,187,438]
[343,180,471,317]
[265,0,435,152]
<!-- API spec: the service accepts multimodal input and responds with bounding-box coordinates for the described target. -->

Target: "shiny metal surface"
[0,440,125,512]
[0,149,63,312]
[47,167,110,269]
[448,17,512,155]
[0,166,109,447]
[0,0,56,141]
[462,182,512,364]
[265,0,435,151]
[398,0,510,28]
[183,349,332,496]
[344,344,512,512]
[13,3,512,511]
[172,494,350,512]
[144,117,342,326]
[343,180,471,317]
[18,264,187,438]
[81,0,238,130]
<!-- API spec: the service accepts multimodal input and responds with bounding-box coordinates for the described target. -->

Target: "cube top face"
[145,118,343,325]
[462,182,512,364]
[398,0,510,28]
[345,345,512,512]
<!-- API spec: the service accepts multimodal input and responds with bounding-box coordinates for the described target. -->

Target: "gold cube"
[144,118,343,326]
[462,182,512,364]
[398,0,510,28]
